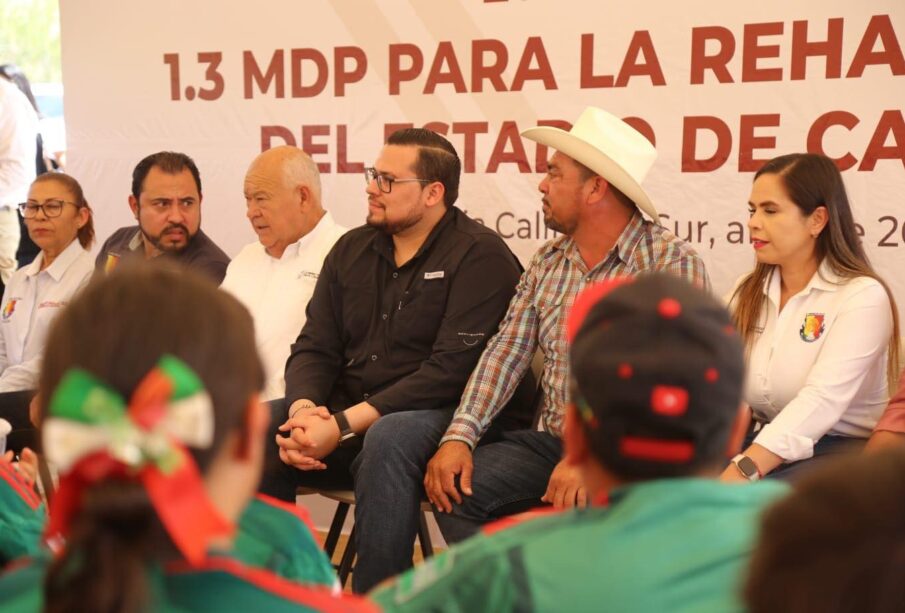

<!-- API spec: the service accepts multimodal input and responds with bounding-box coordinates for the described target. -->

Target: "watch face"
[737,456,759,479]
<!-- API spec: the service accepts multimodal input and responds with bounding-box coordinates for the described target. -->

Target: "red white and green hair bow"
[43,355,233,565]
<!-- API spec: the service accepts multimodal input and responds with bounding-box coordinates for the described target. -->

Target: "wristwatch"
[333,410,357,447]
[731,454,762,481]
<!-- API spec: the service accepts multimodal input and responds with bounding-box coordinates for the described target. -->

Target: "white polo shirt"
[221,212,347,401]
[0,239,94,392]
[732,261,892,462]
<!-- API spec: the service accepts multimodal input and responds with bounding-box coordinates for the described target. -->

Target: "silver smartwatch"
[731,454,761,481]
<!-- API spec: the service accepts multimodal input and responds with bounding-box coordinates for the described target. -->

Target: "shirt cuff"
[439,434,477,449]
[754,423,816,463]
[439,417,483,449]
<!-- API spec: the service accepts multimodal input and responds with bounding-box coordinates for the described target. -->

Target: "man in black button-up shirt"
[260,129,526,592]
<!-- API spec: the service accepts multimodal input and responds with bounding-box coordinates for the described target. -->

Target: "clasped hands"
[275,400,340,471]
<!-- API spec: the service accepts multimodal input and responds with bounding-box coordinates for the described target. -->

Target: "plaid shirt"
[441,212,710,447]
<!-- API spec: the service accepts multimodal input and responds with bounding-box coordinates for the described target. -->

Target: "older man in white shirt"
[222,146,347,401]
[0,77,39,285]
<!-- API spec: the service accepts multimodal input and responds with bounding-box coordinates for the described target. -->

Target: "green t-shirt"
[0,470,367,611]
[0,552,377,613]
[0,463,44,565]
[233,494,337,588]
[372,478,788,613]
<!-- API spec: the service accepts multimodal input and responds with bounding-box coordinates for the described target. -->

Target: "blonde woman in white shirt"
[722,153,899,482]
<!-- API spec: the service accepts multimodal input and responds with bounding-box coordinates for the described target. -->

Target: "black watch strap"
[334,410,356,446]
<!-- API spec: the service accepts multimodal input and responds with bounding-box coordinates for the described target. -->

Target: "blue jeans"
[258,401,458,593]
[434,429,562,545]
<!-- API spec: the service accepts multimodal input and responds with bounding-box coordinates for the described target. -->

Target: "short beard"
[367,208,423,236]
[542,199,575,235]
[543,215,570,234]
[141,222,194,254]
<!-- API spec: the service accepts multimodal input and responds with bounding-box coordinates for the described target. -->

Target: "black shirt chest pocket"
[337,282,376,343]
[392,277,449,348]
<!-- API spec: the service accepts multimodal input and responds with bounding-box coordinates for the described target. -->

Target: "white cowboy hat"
[521,107,659,220]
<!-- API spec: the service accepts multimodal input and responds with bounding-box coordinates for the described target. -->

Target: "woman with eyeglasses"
[0,173,94,453]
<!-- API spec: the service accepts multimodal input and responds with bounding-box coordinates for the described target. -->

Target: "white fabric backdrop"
[60,0,905,311]
[58,0,905,538]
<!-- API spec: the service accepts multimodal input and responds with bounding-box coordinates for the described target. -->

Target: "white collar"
[24,239,86,282]
[273,211,335,260]
[764,259,845,306]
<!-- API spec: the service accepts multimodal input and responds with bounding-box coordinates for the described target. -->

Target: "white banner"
[60,0,905,314]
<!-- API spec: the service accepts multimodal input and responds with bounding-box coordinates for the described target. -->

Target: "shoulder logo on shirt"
[104,253,120,274]
[38,301,67,309]
[2,299,16,320]
[799,312,826,342]
[424,271,445,280]
[297,270,319,281]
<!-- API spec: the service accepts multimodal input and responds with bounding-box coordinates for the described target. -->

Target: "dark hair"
[39,264,264,613]
[31,172,95,248]
[564,156,633,207]
[131,151,202,200]
[387,128,461,207]
[731,153,900,392]
[745,448,905,613]
[0,64,40,114]
[572,157,596,183]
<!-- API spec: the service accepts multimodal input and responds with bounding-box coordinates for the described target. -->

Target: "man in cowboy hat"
[375,275,784,611]
[424,106,710,541]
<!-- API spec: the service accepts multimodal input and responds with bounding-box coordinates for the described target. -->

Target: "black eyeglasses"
[364,167,432,194]
[18,199,77,219]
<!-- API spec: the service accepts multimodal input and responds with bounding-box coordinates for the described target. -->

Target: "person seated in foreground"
[261,128,527,593]
[723,153,899,481]
[95,151,230,283]
[0,264,374,612]
[424,107,709,545]
[221,145,347,401]
[373,274,788,612]
[0,172,95,455]
[745,448,905,613]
